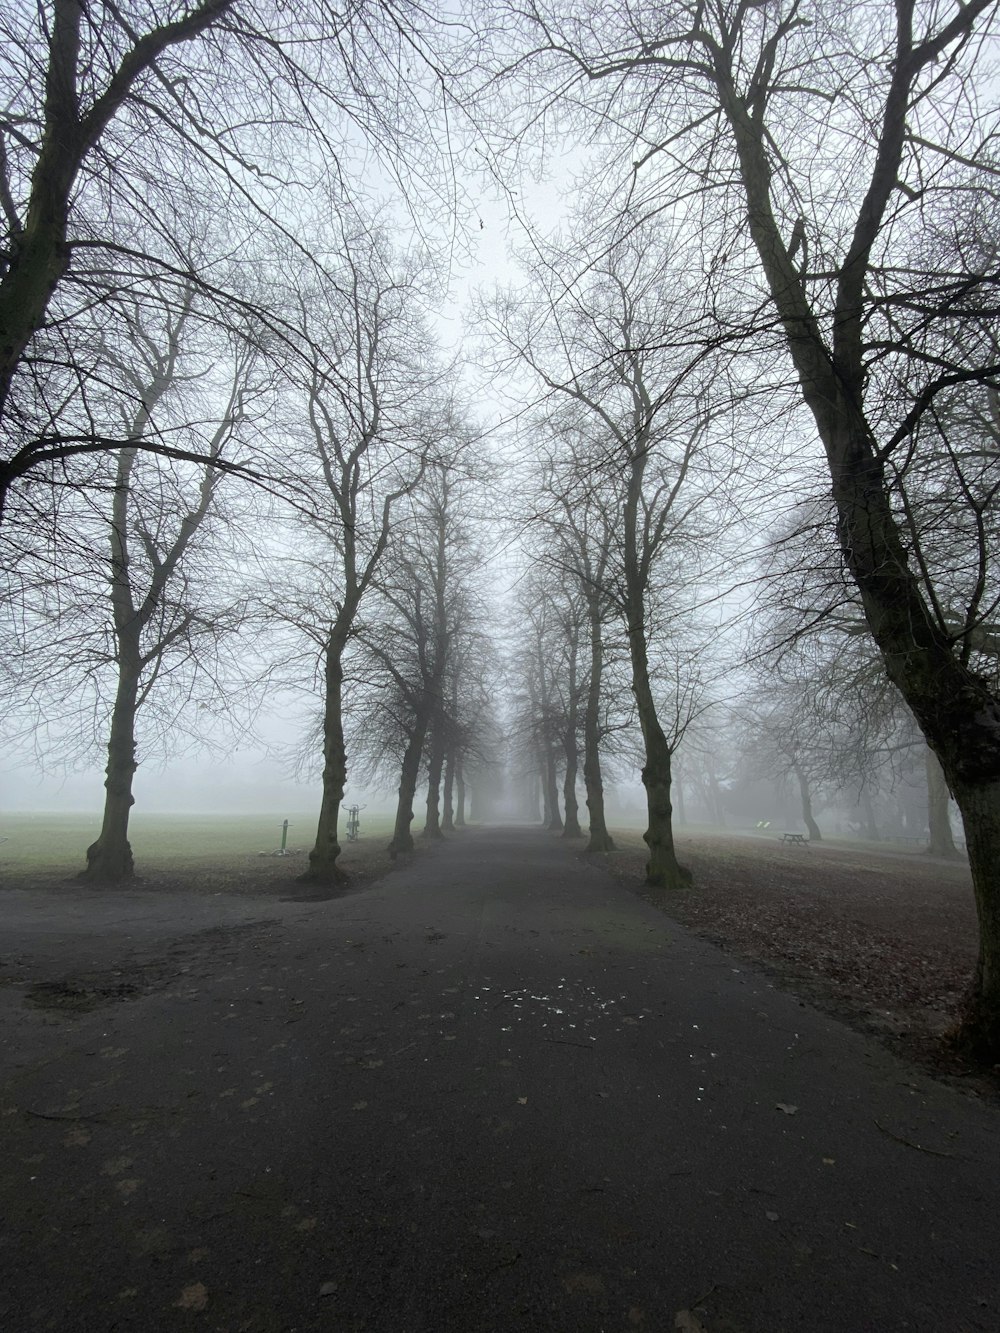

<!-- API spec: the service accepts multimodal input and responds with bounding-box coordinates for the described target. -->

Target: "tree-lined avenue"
[1,827,997,1330]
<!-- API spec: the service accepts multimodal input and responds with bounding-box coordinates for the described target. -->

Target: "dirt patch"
[600,829,992,1086]
[3,917,286,1017]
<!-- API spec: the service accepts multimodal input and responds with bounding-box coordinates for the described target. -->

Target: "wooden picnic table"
[780,832,809,846]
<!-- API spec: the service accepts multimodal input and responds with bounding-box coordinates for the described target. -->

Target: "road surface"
[1,825,997,1331]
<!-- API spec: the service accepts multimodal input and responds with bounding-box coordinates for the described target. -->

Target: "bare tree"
[277,224,440,883]
[494,0,1000,1052]
[526,427,620,850]
[0,0,461,519]
[512,578,571,830]
[350,455,477,854]
[487,219,734,886]
[439,630,498,831]
[2,281,263,879]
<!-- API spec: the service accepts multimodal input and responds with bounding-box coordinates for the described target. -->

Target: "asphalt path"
[1,824,997,1332]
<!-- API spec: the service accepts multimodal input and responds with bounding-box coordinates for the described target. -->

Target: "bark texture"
[389,722,427,856]
[306,629,350,882]
[423,726,446,838]
[631,650,689,888]
[84,656,139,881]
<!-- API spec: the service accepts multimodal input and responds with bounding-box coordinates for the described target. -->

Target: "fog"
[1,750,319,817]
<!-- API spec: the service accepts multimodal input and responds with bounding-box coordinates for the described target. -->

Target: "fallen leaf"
[765,1210,779,1221]
[674,1311,708,1332]
[174,1282,208,1311]
[822,1157,835,1165]
[318,1281,338,1298]
[517,1097,528,1105]
[102,1156,134,1177]
[352,1101,368,1111]
[776,1103,798,1115]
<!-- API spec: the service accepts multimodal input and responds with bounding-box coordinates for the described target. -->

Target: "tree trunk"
[793,764,822,841]
[0,0,87,430]
[423,725,446,838]
[860,787,880,842]
[723,70,1000,1050]
[560,624,583,837]
[583,596,614,852]
[84,445,144,882]
[454,752,466,827]
[926,749,959,858]
[389,711,430,856]
[620,419,688,888]
[633,675,688,888]
[951,778,1000,1052]
[305,629,350,882]
[562,726,582,838]
[545,744,563,832]
[83,653,140,882]
[624,596,688,888]
[0,0,238,516]
[441,747,455,833]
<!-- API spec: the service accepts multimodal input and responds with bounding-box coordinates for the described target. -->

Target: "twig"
[874,1118,957,1158]
[544,1037,595,1049]
[24,1108,106,1123]
[690,1283,719,1310]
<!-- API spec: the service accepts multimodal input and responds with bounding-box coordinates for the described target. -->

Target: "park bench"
[780,832,809,846]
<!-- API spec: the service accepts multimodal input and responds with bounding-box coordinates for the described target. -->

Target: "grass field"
[0,810,400,887]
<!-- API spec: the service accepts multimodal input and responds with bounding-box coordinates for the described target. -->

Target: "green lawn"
[0,811,398,877]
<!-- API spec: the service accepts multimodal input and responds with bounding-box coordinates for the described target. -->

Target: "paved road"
[1,825,997,1332]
